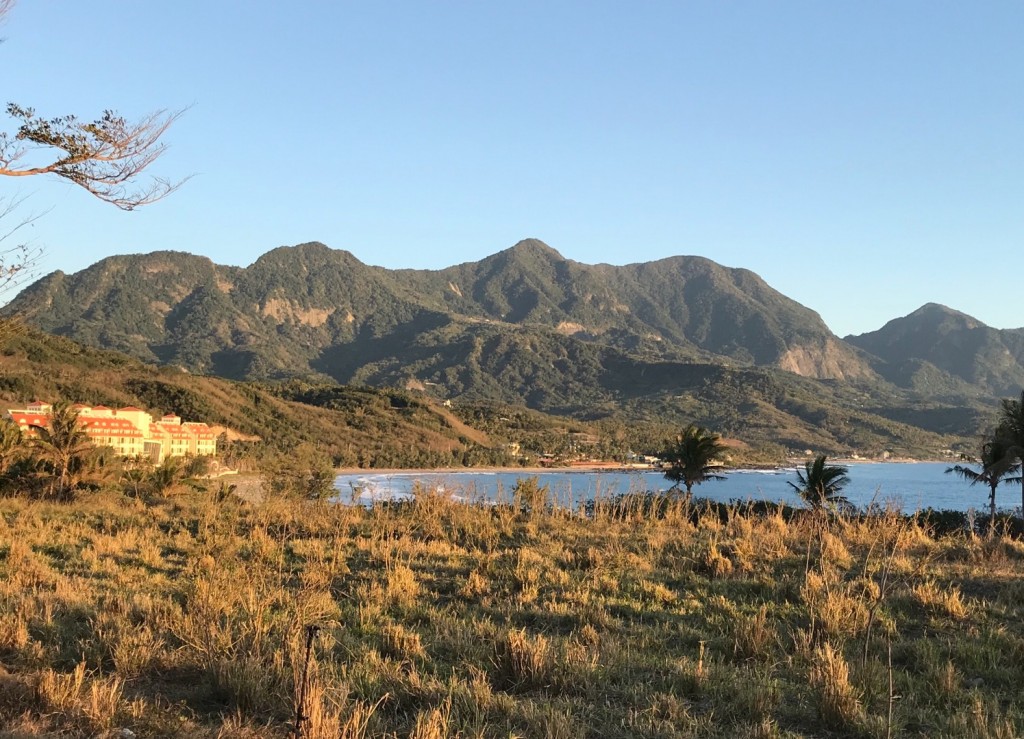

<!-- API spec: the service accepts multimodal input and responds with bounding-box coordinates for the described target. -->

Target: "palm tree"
[0,419,23,477]
[789,455,851,511]
[993,391,1024,514]
[946,438,1021,525]
[30,401,94,501]
[661,425,727,496]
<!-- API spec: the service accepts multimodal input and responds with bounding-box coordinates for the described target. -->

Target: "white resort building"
[3,401,217,463]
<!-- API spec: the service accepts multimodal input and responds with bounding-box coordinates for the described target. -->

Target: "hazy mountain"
[846,303,1024,398]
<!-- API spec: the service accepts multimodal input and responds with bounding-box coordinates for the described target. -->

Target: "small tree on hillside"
[661,425,727,496]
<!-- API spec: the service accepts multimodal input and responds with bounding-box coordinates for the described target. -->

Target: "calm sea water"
[333,462,1021,513]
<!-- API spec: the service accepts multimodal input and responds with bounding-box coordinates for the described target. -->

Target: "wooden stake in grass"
[886,639,895,739]
[293,624,321,739]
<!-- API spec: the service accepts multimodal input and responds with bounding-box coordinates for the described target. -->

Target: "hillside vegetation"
[2,241,999,455]
[6,240,871,382]
[0,323,976,460]
[847,303,1024,398]
[0,326,515,468]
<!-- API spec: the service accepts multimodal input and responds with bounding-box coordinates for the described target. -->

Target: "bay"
[333,462,1021,513]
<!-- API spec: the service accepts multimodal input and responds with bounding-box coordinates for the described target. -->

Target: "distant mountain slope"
[398,239,875,379]
[8,251,240,364]
[846,303,1024,397]
[0,326,507,468]
[6,239,877,386]
[0,321,972,459]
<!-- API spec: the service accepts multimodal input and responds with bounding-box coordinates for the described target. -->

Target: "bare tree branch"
[0,0,188,210]
[0,106,189,210]
[0,195,42,343]
[0,196,43,291]
[0,0,14,39]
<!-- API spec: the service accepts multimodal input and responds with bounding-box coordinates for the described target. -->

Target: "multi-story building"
[4,401,218,463]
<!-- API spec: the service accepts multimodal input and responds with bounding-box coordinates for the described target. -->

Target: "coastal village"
[3,401,217,463]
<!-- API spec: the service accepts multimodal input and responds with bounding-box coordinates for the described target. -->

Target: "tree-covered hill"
[846,303,1024,398]
[0,326,519,468]
[5,240,876,385]
[2,241,1007,456]
[0,322,978,461]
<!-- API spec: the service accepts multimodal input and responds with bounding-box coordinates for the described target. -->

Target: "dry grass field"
[1,483,1022,738]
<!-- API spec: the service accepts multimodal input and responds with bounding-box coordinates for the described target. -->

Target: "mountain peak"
[252,242,367,270]
[844,301,1024,396]
[6,239,871,384]
[908,303,978,323]
[893,303,983,333]
[503,239,563,260]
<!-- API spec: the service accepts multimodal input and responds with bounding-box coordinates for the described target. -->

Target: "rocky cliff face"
[777,338,876,382]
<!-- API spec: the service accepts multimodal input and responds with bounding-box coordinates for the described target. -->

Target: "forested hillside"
[4,241,1009,456]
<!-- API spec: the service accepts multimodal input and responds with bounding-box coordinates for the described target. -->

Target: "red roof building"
[3,402,217,463]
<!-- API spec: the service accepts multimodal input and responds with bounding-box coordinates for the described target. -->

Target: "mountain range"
[4,239,1018,454]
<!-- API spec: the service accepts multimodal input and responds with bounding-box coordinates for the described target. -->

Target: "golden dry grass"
[0,489,1021,737]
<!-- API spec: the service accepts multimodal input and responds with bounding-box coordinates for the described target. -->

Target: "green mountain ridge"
[0,322,977,460]
[7,239,876,381]
[846,303,1024,398]
[0,326,515,468]
[2,240,1007,455]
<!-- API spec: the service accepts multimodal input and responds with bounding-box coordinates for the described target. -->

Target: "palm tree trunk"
[989,482,997,535]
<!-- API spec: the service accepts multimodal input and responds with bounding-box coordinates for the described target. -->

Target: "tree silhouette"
[789,455,851,511]
[1,2,184,209]
[993,391,1024,515]
[661,425,727,496]
[946,438,1020,526]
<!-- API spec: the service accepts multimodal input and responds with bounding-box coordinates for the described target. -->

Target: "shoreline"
[334,457,936,477]
[333,464,650,476]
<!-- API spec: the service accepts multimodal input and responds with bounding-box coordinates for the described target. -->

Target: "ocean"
[333,461,1019,513]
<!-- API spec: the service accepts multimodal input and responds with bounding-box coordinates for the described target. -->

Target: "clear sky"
[2,1,1022,337]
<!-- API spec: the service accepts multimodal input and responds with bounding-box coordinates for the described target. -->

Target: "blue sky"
[2,1,1022,337]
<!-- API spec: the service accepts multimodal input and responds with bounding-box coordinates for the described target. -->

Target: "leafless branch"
[0,197,40,345]
[0,196,43,295]
[0,0,11,46]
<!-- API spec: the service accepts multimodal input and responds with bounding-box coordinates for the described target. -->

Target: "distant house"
[4,402,217,463]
